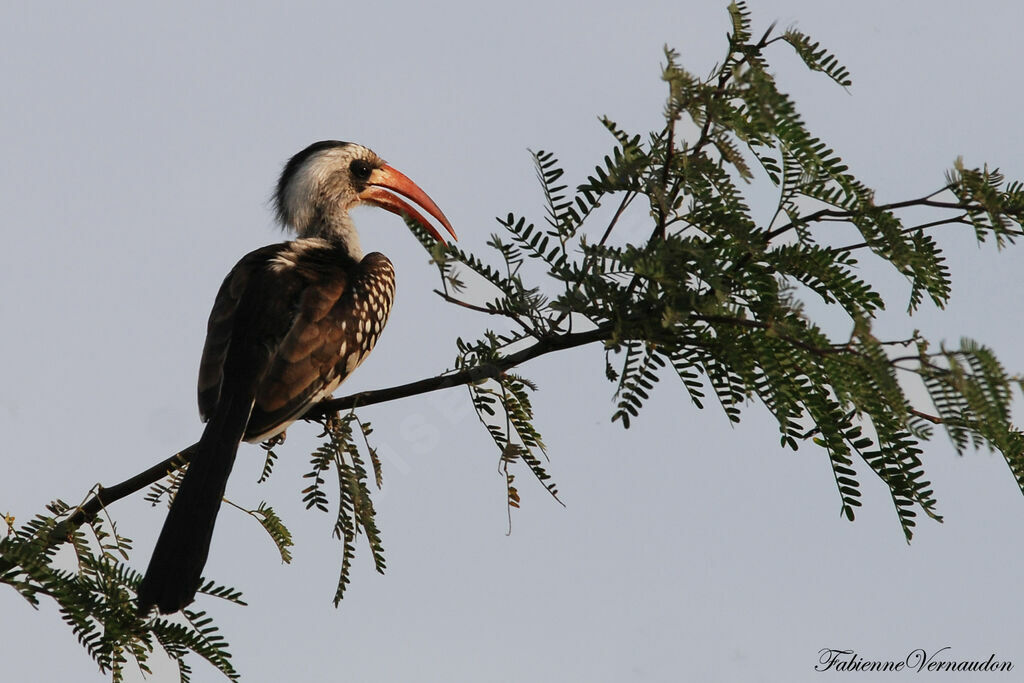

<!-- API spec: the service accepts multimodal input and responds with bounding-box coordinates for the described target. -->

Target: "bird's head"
[274,140,456,255]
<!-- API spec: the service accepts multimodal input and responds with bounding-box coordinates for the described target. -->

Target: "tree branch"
[49,325,616,538]
[50,446,196,542]
[308,324,613,416]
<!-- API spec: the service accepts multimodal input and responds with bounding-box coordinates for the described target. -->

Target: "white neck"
[304,211,363,261]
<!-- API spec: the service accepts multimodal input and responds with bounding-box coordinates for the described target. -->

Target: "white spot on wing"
[345,353,360,373]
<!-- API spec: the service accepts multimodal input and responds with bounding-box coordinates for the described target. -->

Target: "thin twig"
[549,190,638,332]
[835,215,971,252]
[598,191,638,248]
[764,190,959,243]
[657,117,677,241]
[691,313,857,358]
[909,408,945,425]
[433,290,540,338]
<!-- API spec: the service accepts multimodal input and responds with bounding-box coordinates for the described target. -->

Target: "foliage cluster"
[417,2,1024,541]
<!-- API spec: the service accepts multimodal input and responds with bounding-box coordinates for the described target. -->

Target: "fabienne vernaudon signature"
[816,648,1014,673]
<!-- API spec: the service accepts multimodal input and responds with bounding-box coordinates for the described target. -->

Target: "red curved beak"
[359,165,457,243]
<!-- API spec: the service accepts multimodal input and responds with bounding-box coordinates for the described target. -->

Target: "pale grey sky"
[2,2,1023,681]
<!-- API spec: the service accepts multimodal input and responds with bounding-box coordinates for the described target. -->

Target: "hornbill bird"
[137,141,456,614]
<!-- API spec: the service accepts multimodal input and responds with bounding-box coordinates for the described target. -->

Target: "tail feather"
[137,396,253,614]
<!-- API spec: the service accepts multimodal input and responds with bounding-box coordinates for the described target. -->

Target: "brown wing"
[243,251,396,442]
[197,243,299,422]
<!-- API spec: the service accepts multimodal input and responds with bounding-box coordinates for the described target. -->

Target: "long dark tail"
[137,396,253,614]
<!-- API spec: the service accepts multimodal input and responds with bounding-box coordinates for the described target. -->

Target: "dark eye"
[349,159,373,181]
